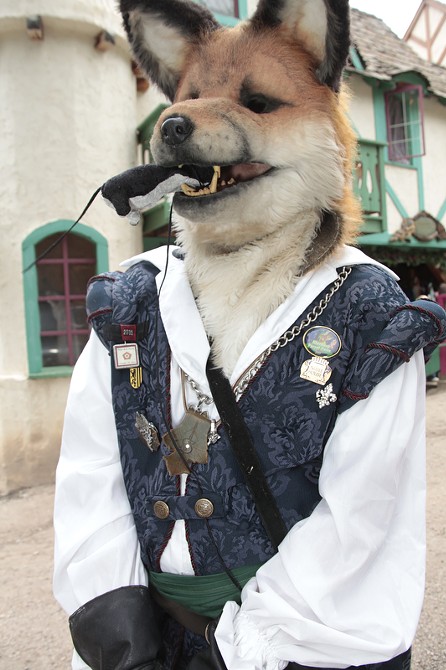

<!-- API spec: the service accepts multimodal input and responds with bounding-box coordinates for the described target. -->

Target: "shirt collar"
[121,245,399,387]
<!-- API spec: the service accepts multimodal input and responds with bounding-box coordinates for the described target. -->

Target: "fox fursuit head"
[120,0,362,374]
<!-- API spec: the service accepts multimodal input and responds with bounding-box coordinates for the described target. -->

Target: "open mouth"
[180,163,272,197]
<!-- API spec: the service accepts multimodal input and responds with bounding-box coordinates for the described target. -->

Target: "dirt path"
[0,384,445,670]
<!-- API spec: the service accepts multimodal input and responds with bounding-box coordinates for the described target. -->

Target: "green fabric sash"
[149,564,262,618]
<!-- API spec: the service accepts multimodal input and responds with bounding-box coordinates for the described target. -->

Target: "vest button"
[153,500,170,520]
[194,498,214,518]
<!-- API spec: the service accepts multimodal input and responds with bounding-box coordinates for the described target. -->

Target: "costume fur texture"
[120,0,362,375]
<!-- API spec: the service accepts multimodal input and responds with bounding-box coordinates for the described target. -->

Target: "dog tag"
[113,343,140,369]
[300,357,332,385]
[162,409,210,475]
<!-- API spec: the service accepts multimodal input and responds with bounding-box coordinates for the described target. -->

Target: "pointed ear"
[251,0,350,91]
[120,0,219,101]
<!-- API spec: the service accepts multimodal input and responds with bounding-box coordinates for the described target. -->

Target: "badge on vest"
[300,326,341,386]
[113,343,140,369]
[135,412,160,451]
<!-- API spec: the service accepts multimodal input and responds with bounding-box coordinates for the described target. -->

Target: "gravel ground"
[0,382,445,670]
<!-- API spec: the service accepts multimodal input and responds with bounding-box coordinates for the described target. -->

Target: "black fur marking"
[317,0,350,92]
[120,0,219,100]
[250,0,350,92]
[251,0,286,29]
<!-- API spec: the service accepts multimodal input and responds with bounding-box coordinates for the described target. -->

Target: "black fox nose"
[161,116,193,145]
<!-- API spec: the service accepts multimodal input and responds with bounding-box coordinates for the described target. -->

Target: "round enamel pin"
[300,326,342,385]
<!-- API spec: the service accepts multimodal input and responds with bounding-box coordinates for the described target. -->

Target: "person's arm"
[215,352,426,670]
[53,332,159,670]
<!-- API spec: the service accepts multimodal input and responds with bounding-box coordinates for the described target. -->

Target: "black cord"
[153,202,242,593]
[23,186,102,274]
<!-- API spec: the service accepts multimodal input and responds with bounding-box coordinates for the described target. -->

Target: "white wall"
[422,97,446,222]
[0,1,142,493]
[347,76,376,140]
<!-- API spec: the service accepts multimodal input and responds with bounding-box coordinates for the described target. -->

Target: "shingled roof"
[349,8,446,99]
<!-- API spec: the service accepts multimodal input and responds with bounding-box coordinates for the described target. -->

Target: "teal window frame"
[372,73,427,215]
[22,221,108,378]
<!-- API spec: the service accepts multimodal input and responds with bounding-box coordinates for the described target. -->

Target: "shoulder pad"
[86,261,160,349]
[339,298,446,411]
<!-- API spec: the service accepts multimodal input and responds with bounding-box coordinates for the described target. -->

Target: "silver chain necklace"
[185,266,352,402]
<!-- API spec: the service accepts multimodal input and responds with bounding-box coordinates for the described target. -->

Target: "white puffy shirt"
[53,246,426,670]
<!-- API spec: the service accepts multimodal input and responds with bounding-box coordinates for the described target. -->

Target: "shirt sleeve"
[53,332,148,619]
[215,351,426,670]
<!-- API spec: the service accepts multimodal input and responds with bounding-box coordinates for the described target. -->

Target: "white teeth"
[210,165,221,194]
[181,183,199,196]
[180,165,223,197]
[228,178,236,185]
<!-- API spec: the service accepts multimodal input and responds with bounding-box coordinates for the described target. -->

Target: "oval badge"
[303,326,341,359]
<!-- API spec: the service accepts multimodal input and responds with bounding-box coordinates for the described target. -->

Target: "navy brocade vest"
[86,260,445,577]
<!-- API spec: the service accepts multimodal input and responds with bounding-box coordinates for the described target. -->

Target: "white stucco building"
[1,0,445,494]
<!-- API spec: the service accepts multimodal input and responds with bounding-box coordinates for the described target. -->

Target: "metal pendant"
[207,419,220,445]
[316,383,337,409]
[135,412,160,452]
[300,356,333,385]
[130,367,142,389]
[162,409,211,475]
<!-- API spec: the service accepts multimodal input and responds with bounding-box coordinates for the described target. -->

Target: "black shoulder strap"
[205,357,287,550]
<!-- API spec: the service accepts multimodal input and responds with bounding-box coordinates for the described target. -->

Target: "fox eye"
[241,92,282,114]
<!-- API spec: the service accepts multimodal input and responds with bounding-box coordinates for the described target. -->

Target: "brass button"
[153,500,170,520]
[194,498,214,518]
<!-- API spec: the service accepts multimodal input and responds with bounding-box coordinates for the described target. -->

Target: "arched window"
[22,221,108,376]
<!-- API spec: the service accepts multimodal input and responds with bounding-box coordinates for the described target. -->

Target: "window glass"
[69,263,95,294]
[36,233,94,367]
[385,85,425,163]
[38,265,64,297]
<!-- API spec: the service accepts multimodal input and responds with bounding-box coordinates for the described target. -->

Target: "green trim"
[349,46,364,71]
[22,220,108,377]
[373,81,426,223]
[29,367,74,379]
[385,180,409,219]
[414,155,424,211]
[358,232,446,248]
[391,71,430,91]
[210,0,249,24]
[437,198,446,221]
[143,200,171,234]
[238,0,249,19]
[149,562,263,618]
[213,12,239,25]
[137,103,169,162]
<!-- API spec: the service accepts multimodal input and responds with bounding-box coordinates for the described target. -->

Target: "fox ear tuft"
[251,0,350,91]
[120,0,219,101]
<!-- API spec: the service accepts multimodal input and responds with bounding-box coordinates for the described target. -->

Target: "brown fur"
[129,3,363,372]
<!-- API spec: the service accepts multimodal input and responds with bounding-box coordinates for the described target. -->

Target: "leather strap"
[102,321,149,342]
[206,357,288,550]
[149,584,211,637]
